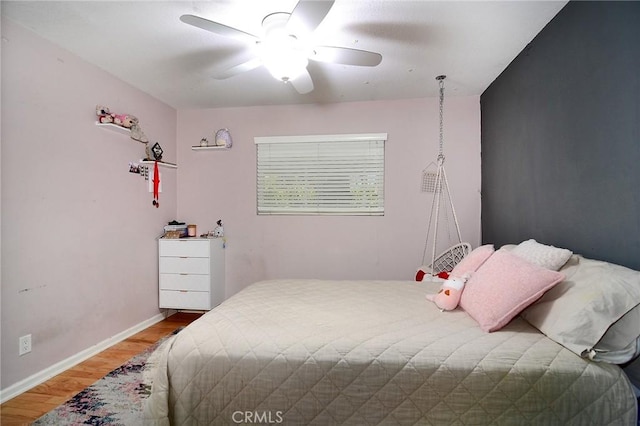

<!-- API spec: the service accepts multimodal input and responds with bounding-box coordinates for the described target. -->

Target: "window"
[255,133,386,215]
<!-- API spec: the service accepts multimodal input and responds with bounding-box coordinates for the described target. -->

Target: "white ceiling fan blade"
[286,0,335,36]
[290,69,314,94]
[311,46,382,67]
[215,57,263,80]
[180,14,258,44]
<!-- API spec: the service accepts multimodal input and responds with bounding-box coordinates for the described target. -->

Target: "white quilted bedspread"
[144,279,637,425]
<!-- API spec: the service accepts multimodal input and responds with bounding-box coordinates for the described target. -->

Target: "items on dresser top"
[163,220,187,239]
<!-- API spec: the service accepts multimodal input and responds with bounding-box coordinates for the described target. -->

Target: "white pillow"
[594,306,640,363]
[511,239,572,271]
[521,254,640,363]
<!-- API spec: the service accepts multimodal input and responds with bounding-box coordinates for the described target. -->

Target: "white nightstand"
[158,238,225,310]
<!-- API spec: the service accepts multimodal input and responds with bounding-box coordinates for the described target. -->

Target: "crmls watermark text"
[232,411,284,424]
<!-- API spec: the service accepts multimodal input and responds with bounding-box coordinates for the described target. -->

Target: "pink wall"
[177,97,481,297]
[1,18,177,391]
[1,15,481,396]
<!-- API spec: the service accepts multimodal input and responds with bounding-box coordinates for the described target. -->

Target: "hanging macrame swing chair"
[418,75,471,280]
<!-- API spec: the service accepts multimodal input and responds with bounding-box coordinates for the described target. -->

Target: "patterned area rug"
[33,328,181,425]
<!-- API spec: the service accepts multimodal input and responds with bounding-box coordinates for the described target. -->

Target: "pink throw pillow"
[451,244,495,277]
[460,249,564,332]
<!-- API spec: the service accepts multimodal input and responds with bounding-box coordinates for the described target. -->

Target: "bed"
[144,241,640,425]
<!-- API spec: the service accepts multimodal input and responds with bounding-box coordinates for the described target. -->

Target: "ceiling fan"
[180,0,382,94]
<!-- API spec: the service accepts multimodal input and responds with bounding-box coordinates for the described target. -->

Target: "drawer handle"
[180,273,189,276]
[179,256,188,259]
[180,290,188,293]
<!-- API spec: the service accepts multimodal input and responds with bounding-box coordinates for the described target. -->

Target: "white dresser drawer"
[159,257,210,274]
[160,273,210,292]
[159,290,211,310]
[159,240,210,257]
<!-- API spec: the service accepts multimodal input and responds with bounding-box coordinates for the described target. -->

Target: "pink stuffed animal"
[113,113,136,128]
[425,274,469,311]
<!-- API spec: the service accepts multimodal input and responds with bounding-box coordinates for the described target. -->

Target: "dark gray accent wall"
[481,1,640,270]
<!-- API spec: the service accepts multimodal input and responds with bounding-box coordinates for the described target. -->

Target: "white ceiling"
[1,1,567,109]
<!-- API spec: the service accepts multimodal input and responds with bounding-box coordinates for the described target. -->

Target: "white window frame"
[255,133,387,215]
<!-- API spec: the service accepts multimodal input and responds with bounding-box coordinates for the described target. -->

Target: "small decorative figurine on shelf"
[96,105,114,123]
[213,220,224,237]
[151,142,164,161]
[215,129,232,148]
[200,138,209,147]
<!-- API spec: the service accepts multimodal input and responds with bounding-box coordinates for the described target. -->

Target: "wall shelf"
[191,145,229,151]
[95,122,149,145]
[140,159,177,169]
[96,121,129,134]
[95,121,131,138]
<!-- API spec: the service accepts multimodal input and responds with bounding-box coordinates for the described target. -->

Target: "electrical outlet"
[19,334,32,356]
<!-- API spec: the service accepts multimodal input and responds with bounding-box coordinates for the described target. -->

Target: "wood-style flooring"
[0,311,202,425]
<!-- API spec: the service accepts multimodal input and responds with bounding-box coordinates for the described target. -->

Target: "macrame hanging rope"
[437,75,445,161]
[421,76,467,274]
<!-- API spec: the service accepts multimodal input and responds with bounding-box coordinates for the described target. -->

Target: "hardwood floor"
[0,311,202,425]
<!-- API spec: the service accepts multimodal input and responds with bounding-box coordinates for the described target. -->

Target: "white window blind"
[255,133,387,215]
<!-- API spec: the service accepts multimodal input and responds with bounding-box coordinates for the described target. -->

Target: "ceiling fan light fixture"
[263,52,309,82]
[258,12,312,83]
[259,35,309,82]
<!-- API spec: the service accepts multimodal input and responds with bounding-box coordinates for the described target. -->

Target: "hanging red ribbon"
[152,160,160,208]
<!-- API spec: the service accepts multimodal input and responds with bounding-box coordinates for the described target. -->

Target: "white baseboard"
[0,312,167,404]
